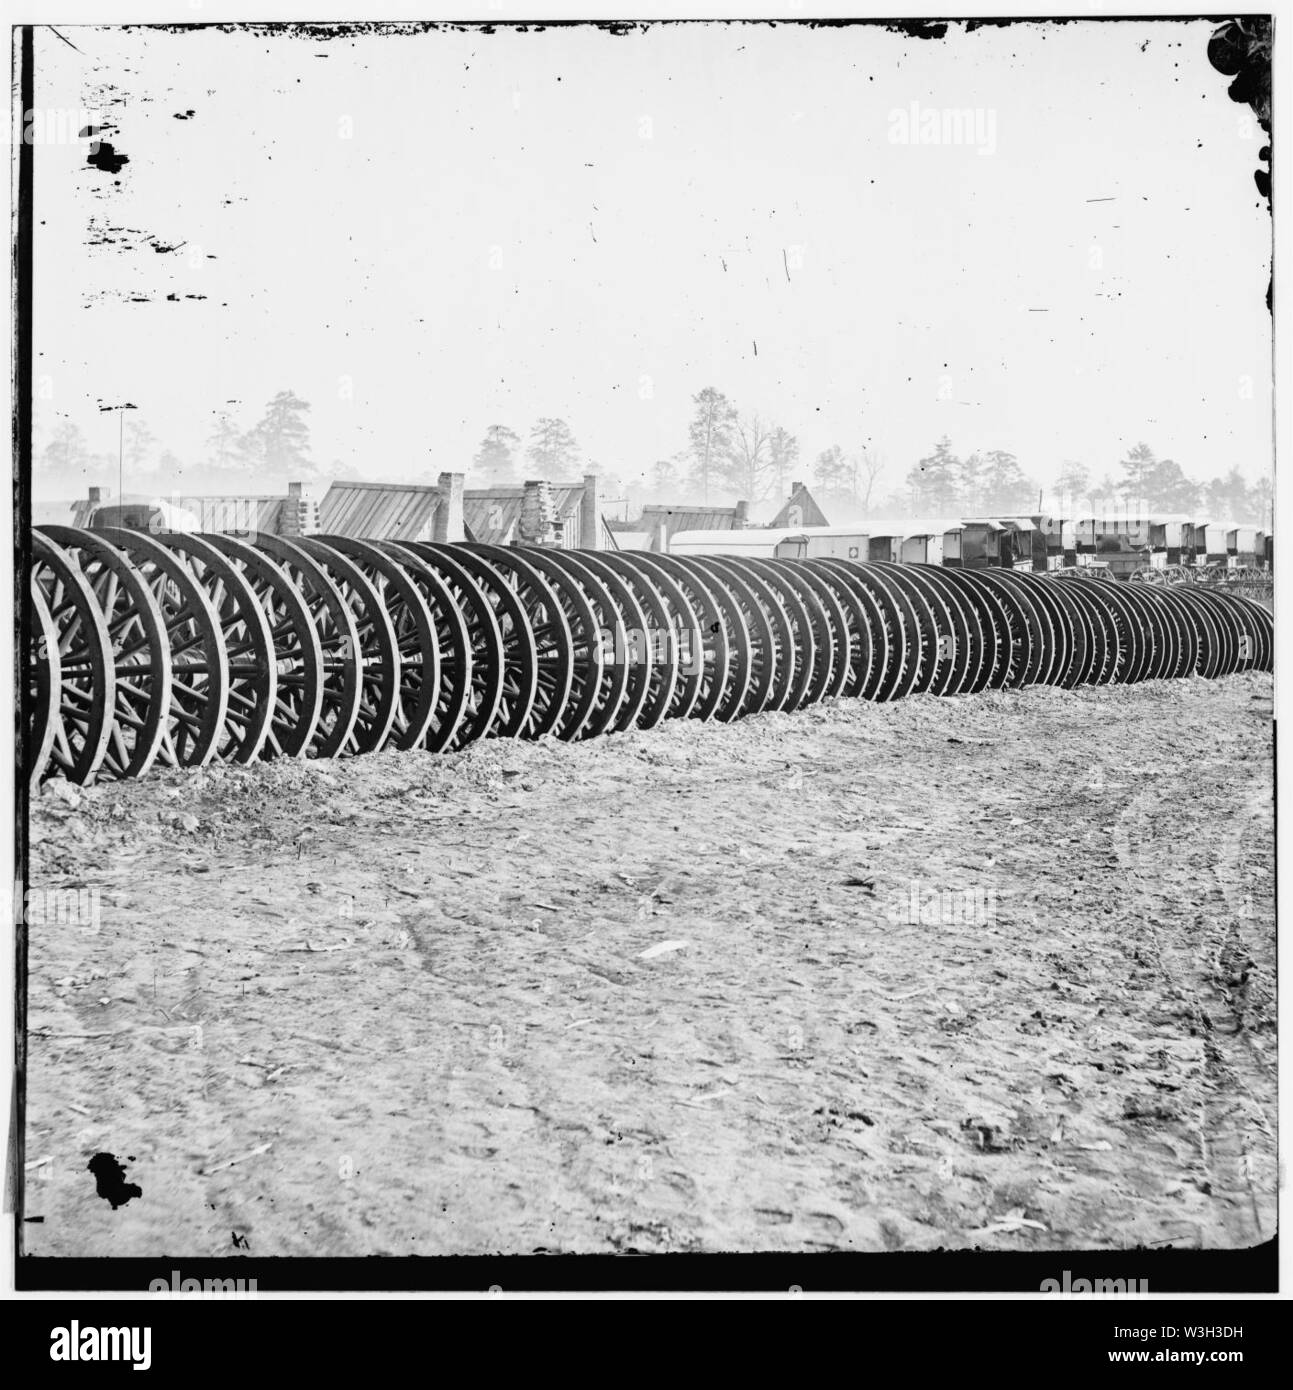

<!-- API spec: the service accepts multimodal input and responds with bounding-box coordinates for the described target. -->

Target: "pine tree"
[526,418,580,475]
[473,425,521,484]
[686,388,737,501]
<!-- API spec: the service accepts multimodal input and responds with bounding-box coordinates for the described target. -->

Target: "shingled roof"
[318,481,443,541]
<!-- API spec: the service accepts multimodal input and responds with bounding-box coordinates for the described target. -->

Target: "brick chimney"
[733,500,750,529]
[519,479,556,546]
[88,486,102,504]
[280,481,320,537]
[580,472,600,550]
[433,471,465,543]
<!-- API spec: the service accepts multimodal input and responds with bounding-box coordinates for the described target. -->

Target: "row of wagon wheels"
[27,528,1274,788]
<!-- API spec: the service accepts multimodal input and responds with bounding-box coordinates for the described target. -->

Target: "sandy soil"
[22,672,1275,1257]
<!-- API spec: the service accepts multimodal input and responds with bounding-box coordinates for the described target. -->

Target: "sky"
[30,19,1274,505]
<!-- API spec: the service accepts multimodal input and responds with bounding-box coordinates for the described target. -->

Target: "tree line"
[37,391,321,496]
[37,387,1273,529]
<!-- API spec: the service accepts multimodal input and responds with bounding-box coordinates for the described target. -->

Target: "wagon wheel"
[30,533,116,784]
[800,558,881,700]
[244,534,362,758]
[121,529,279,763]
[367,544,474,752]
[83,528,229,767]
[1100,581,1157,683]
[1032,572,1094,689]
[455,546,570,739]
[769,559,853,702]
[199,532,324,759]
[1227,593,1274,671]
[965,570,1046,688]
[27,577,62,790]
[471,545,608,741]
[1185,589,1243,676]
[814,561,916,702]
[540,549,652,733]
[315,536,442,751]
[1117,580,1177,682]
[612,551,735,722]
[293,538,401,755]
[706,556,804,713]
[38,526,173,778]
[722,553,811,711]
[900,562,983,696]
[936,569,1006,692]
[1053,573,1120,685]
[397,544,508,747]
[672,556,770,718]
[1172,589,1226,678]
[502,547,627,739]
[1012,571,1076,690]
[593,551,686,727]
[1133,584,1193,680]
[867,562,952,697]
[412,544,537,740]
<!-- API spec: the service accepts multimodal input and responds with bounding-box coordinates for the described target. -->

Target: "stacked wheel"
[26,527,1273,784]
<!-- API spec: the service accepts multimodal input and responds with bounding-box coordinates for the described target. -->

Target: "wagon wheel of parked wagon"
[38,526,173,779]
[28,577,63,790]
[471,545,612,741]
[244,534,362,758]
[30,533,117,784]
[613,551,737,722]
[77,527,229,768]
[410,544,537,740]
[542,549,654,733]
[293,537,401,756]
[799,559,882,700]
[726,556,824,711]
[313,537,442,752]
[197,532,324,759]
[137,530,277,761]
[592,552,685,728]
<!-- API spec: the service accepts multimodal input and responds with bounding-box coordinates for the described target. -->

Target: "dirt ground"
[22,672,1275,1258]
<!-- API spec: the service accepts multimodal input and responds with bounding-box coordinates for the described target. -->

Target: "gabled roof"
[769,484,829,529]
[635,504,744,542]
[462,486,524,545]
[319,481,441,541]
